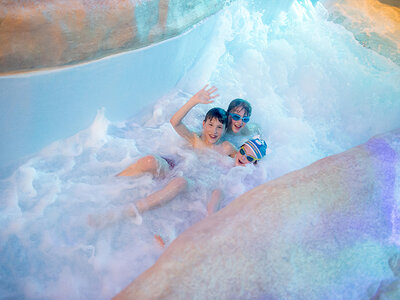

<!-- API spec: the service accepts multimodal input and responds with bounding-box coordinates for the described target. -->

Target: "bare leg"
[88,177,187,228]
[88,156,186,228]
[136,176,188,213]
[117,155,169,177]
[207,189,223,215]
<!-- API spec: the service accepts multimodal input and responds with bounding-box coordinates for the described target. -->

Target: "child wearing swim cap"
[207,136,267,214]
[235,137,267,167]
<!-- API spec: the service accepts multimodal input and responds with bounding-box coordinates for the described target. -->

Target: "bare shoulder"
[192,133,206,149]
[221,141,237,157]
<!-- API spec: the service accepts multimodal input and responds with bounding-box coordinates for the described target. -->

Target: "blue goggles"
[230,113,250,123]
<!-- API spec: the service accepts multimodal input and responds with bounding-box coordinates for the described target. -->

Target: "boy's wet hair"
[204,107,228,125]
[227,99,252,116]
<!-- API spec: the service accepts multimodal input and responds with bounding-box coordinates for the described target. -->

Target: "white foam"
[0,0,400,299]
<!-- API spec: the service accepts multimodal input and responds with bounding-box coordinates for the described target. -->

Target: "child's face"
[202,117,225,145]
[235,144,256,167]
[229,106,249,134]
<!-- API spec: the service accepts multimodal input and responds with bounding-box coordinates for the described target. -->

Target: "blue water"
[0,0,400,299]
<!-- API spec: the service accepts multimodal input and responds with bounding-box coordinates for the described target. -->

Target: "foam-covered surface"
[0,0,400,299]
[116,128,400,299]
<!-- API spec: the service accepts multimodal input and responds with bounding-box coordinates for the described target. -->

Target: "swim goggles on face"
[239,146,259,163]
[229,113,250,123]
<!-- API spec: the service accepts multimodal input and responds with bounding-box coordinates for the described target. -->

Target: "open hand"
[190,84,219,104]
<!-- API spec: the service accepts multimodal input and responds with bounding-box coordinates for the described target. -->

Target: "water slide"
[0,0,400,299]
[115,128,400,299]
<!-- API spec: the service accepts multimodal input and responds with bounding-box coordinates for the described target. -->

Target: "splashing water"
[1,0,400,299]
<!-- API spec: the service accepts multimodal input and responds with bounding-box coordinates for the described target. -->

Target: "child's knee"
[140,155,158,168]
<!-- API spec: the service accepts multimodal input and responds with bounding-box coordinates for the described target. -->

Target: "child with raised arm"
[117,85,235,178]
[89,85,235,227]
[169,84,236,155]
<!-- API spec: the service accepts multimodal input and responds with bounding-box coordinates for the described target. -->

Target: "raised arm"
[170,85,219,145]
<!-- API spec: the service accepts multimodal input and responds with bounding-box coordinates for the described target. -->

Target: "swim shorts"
[161,156,176,169]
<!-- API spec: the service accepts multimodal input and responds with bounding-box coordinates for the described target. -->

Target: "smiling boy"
[108,85,235,222]
[207,137,267,214]
[170,85,236,157]
[90,86,258,227]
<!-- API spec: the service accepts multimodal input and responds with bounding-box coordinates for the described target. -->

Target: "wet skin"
[229,106,249,134]
[202,118,225,145]
[235,144,257,166]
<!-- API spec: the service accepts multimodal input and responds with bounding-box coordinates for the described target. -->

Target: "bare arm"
[170,85,219,145]
[207,189,223,215]
[222,141,237,158]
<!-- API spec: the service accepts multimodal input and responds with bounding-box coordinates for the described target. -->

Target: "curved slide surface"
[115,128,400,299]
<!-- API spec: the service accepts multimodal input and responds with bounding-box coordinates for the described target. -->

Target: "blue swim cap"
[244,137,267,160]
